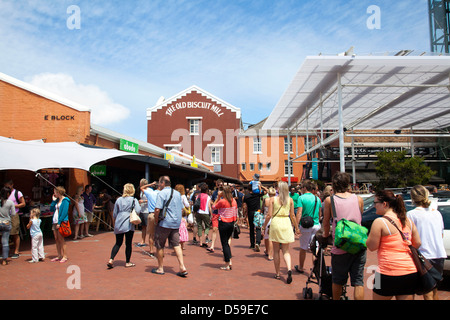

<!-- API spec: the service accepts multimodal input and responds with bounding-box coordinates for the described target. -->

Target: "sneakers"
[11,253,19,259]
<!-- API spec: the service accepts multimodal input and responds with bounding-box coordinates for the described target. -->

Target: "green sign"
[120,139,139,154]
[90,165,106,176]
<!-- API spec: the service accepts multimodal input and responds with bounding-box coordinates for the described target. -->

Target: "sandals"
[107,261,135,269]
[294,265,304,273]
[151,268,165,275]
[151,268,187,277]
[176,270,188,277]
[206,248,214,253]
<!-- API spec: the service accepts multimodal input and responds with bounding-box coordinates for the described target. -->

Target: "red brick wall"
[0,80,91,143]
[147,90,240,179]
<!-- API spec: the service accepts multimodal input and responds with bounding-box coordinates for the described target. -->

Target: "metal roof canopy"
[263,55,450,177]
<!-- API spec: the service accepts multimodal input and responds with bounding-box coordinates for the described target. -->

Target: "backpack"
[330,196,368,254]
[193,193,203,212]
[14,189,29,214]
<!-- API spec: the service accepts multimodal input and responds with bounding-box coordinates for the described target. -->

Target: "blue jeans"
[0,223,11,259]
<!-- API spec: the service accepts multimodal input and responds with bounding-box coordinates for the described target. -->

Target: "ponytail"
[410,185,432,208]
[375,190,407,228]
[393,194,407,227]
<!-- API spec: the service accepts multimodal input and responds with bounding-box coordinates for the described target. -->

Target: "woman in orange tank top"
[366,190,421,300]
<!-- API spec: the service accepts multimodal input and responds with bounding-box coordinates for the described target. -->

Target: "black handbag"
[232,223,240,239]
[383,216,443,295]
[300,196,317,229]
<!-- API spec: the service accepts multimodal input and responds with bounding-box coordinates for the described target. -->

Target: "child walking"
[179,211,189,250]
[27,208,45,263]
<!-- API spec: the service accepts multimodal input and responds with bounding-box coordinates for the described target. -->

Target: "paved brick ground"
[1,227,449,301]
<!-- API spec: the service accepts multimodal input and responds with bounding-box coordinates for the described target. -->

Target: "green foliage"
[374,150,436,189]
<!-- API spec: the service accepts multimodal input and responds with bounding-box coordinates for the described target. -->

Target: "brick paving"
[1,227,449,301]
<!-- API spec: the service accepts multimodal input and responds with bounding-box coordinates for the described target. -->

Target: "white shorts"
[299,224,321,250]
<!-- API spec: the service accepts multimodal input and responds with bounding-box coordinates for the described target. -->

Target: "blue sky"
[0,0,431,141]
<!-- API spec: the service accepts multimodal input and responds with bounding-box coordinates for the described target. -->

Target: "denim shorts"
[331,249,367,286]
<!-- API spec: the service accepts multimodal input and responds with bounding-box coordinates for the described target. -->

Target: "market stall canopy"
[0,136,145,172]
[263,55,450,131]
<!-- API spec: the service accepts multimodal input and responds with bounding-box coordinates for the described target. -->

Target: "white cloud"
[1,0,431,133]
[28,73,130,126]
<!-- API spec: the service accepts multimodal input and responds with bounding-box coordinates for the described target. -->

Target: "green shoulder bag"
[331,195,368,255]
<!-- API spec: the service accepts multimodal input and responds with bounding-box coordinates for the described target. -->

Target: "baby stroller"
[302,232,348,300]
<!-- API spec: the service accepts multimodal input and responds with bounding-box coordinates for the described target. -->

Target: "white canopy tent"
[0,136,143,172]
[263,55,450,182]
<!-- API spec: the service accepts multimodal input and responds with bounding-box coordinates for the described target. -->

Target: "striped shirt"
[213,199,237,223]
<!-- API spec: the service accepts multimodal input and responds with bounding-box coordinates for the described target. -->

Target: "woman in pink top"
[366,190,421,300]
[212,185,237,271]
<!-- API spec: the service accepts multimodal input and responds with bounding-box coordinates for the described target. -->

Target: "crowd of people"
[0,172,447,300]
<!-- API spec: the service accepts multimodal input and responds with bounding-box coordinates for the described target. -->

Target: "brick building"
[239,118,314,185]
[147,86,241,179]
[0,73,238,215]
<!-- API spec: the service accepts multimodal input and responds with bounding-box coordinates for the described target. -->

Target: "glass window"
[253,137,262,153]
[438,205,450,230]
[189,119,200,135]
[305,137,314,150]
[211,147,221,164]
[284,137,293,153]
[284,160,293,175]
